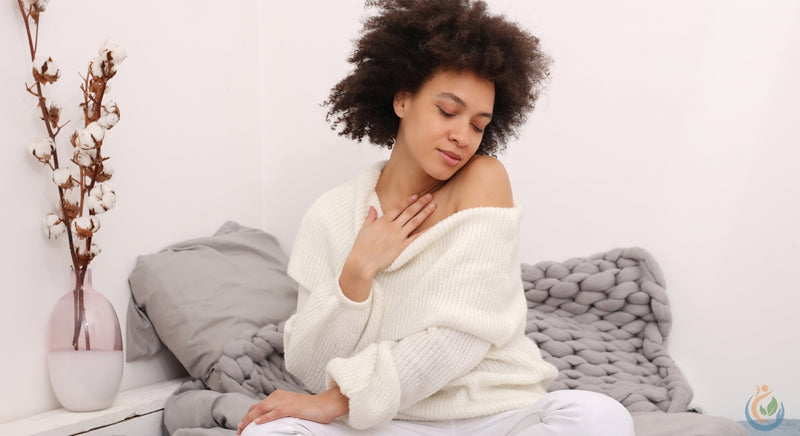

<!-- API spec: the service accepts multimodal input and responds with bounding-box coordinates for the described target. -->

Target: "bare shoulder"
[451,154,513,211]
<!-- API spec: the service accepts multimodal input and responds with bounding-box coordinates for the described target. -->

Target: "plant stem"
[71,267,90,350]
[18,1,87,350]
[17,1,35,61]
[71,267,91,350]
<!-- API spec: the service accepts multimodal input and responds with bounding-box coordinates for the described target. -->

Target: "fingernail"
[411,194,419,200]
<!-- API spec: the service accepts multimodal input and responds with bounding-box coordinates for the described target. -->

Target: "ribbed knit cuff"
[326,343,401,430]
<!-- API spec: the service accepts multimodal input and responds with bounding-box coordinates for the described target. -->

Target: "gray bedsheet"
[164,247,747,435]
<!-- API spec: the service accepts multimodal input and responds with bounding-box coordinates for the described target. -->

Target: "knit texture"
[284,161,558,429]
[164,246,698,434]
[206,322,309,398]
[522,247,693,413]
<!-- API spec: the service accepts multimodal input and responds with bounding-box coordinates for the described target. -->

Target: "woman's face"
[393,69,495,180]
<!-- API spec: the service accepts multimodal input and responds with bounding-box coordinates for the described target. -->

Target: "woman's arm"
[236,386,349,434]
[238,327,488,434]
[324,326,490,429]
[339,193,436,301]
[283,192,438,391]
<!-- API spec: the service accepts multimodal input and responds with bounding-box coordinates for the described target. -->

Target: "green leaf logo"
[767,397,779,417]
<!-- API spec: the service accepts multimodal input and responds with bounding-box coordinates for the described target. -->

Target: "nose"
[449,120,470,148]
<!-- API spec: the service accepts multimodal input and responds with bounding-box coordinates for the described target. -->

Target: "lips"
[437,149,461,166]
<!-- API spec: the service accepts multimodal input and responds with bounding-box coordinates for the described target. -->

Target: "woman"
[239,1,635,434]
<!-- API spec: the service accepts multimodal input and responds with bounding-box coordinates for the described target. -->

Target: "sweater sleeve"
[283,282,373,394]
[325,327,490,430]
[283,184,379,393]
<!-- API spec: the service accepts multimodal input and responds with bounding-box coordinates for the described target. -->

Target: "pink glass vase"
[46,269,123,411]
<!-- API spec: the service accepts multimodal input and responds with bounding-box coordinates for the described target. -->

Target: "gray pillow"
[126,221,298,379]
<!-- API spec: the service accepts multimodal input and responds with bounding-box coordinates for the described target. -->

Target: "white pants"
[241,390,634,436]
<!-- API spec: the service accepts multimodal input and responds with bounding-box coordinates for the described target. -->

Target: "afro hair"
[325,0,551,155]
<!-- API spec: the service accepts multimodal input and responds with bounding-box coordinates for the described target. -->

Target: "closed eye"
[472,125,484,133]
[438,107,454,118]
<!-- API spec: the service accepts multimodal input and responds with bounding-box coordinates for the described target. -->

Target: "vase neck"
[71,268,93,292]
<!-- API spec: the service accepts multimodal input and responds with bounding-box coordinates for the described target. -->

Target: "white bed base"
[0,378,185,436]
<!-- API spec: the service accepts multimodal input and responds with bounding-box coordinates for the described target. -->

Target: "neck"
[376,153,444,207]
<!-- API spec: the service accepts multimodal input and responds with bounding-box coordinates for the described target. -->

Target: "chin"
[431,166,459,181]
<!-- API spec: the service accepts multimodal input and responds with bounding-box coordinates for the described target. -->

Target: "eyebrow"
[437,92,493,119]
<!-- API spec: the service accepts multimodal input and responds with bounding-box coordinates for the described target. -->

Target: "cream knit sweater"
[284,161,558,430]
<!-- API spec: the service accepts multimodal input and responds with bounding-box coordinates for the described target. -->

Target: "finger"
[385,194,418,220]
[239,410,278,433]
[252,408,283,425]
[403,201,436,233]
[238,403,269,434]
[363,206,378,227]
[237,414,253,434]
[395,194,434,228]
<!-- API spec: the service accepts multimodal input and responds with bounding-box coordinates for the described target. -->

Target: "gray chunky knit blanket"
[165,247,693,434]
[205,322,309,398]
[522,246,692,413]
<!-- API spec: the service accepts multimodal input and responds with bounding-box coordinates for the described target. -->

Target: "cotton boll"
[97,101,120,129]
[88,184,116,214]
[63,187,81,206]
[97,112,119,130]
[32,56,59,84]
[85,122,105,143]
[30,137,53,162]
[71,215,101,239]
[46,221,66,239]
[43,213,66,239]
[95,162,114,182]
[76,242,101,258]
[44,213,61,227]
[100,189,116,211]
[32,57,50,74]
[99,39,126,65]
[91,56,104,78]
[87,196,103,214]
[45,101,62,128]
[24,0,49,21]
[101,100,118,115]
[52,168,73,189]
[73,149,95,167]
[71,216,90,235]
[61,190,81,220]
[76,129,96,150]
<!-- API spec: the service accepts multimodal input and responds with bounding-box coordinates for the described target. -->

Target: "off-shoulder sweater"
[284,161,558,430]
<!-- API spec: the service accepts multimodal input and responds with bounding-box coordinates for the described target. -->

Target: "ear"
[393,91,411,118]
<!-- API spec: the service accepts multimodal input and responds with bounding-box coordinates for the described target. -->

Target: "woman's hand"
[236,388,349,434]
[340,193,436,301]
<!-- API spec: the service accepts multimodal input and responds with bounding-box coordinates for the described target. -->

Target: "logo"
[745,385,785,431]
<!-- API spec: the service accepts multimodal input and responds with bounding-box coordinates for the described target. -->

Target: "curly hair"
[325,0,551,155]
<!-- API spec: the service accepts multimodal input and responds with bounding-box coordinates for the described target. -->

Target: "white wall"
[1,0,797,425]
[0,0,261,422]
